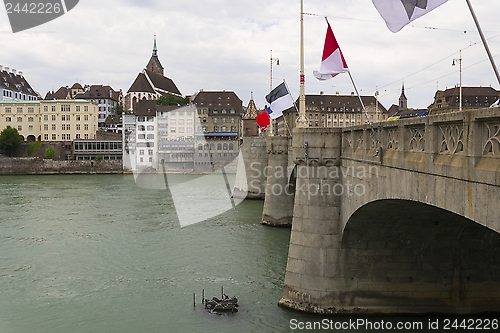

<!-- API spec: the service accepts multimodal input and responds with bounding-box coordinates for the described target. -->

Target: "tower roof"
[243,98,259,119]
[153,34,158,56]
[147,34,164,76]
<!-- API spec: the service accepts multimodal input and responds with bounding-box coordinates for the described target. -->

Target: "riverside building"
[0,99,98,142]
[274,92,389,136]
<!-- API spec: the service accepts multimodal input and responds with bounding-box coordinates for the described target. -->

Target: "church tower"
[146,34,164,76]
[399,83,408,110]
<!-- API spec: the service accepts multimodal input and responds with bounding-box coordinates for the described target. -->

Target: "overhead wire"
[304,11,500,103]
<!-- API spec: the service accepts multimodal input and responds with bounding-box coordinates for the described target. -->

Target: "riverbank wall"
[0,157,123,175]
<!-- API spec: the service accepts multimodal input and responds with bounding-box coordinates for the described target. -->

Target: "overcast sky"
[1,0,499,110]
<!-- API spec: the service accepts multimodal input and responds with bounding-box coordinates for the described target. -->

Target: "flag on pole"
[313,21,349,81]
[255,110,271,130]
[373,0,449,33]
[265,82,295,119]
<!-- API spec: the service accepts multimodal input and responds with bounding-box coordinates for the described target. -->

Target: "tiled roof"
[145,70,181,96]
[387,104,400,116]
[127,73,155,93]
[442,86,499,97]
[105,115,122,124]
[1,68,37,97]
[134,100,157,116]
[156,105,182,113]
[192,91,243,113]
[44,86,71,100]
[243,99,259,119]
[304,94,389,113]
[75,85,120,101]
[71,82,83,90]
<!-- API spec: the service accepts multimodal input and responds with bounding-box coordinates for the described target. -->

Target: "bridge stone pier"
[261,136,295,227]
[272,107,500,314]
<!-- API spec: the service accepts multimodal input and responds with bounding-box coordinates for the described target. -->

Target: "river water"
[1,175,497,333]
[0,174,309,333]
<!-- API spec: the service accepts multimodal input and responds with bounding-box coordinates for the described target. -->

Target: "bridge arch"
[339,199,500,313]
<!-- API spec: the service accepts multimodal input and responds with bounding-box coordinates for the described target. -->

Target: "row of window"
[306,106,361,112]
[197,143,235,151]
[74,142,122,151]
[4,107,35,113]
[41,105,90,112]
[169,127,193,133]
[212,118,236,123]
[43,114,90,121]
[169,119,194,125]
[139,149,154,156]
[138,125,155,131]
[6,123,89,131]
[197,108,236,115]
[138,134,155,139]
[40,133,90,140]
[5,114,91,122]
[43,124,89,130]
[5,117,35,122]
[1,90,37,100]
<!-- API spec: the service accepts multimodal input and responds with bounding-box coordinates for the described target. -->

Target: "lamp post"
[270,50,279,91]
[452,50,462,112]
[297,0,308,128]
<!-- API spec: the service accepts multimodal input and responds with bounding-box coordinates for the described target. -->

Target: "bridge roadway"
[250,107,500,314]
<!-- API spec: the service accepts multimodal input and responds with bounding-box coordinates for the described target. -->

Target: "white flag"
[373,0,448,33]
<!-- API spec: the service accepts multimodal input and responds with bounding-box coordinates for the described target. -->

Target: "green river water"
[1,174,496,333]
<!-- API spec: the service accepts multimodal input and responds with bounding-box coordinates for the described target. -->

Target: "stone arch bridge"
[240,107,500,314]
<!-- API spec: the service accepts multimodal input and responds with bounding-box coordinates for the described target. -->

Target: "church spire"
[153,34,158,57]
[399,82,408,110]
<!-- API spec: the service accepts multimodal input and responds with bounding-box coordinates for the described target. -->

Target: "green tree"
[156,95,190,106]
[0,126,23,157]
[115,103,124,116]
[44,146,56,159]
[27,141,42,157]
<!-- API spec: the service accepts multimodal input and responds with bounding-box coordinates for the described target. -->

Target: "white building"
[0,65,39,102]
[122,101,199,172]
[74,85,122,129]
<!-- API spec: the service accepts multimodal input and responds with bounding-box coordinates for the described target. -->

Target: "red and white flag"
[373,0,449,33]
[313,21,349,81]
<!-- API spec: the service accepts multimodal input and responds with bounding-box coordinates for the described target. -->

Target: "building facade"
[0,65,39,102]
[45,84,122,129]
[275,93,389,136]
[191,90,243,172]
[74,85,122,128]
[122,97,242,173]
[429,86,500,114]
[0,100,98,142]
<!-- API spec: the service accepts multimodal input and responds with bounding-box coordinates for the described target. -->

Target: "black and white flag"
[373,0,448,32]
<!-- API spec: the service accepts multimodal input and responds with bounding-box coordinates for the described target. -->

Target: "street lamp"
[452,50,463,112]
[270,50,279,91]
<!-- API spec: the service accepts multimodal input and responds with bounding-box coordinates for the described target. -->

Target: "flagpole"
[283,79,296,137]
[465,0,500,86]
[348,71,379,146]
[297,0,308,128]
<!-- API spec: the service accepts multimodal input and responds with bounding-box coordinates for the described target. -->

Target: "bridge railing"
[341,107,500,186]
